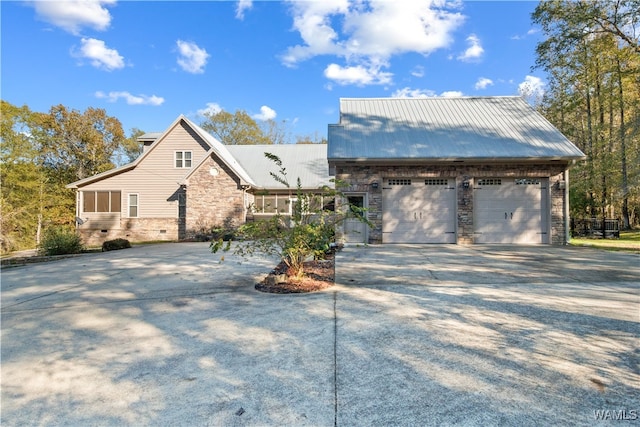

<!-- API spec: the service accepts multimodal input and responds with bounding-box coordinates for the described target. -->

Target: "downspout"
[564,169,570,245]
[242,186,247,223]
[75,190,80,229]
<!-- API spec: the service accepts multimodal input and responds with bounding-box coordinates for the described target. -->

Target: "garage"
[382,178,456,243]
[474,178,549,244]
[328,97,586,245]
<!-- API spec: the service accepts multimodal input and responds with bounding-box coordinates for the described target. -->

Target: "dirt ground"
[255,255,335,293]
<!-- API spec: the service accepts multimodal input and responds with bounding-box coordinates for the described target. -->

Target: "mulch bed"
[255,254,335,294]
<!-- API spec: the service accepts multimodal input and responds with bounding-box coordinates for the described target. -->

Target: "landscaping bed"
[255,254,335,294]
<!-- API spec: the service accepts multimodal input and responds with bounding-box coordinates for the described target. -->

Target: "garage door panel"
[382,178,456,243]
[474,178,548,244]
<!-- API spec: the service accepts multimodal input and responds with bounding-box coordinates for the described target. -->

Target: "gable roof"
[181,119,256,187]
[227,144,331,190]
[328,97,586,162]
[67,115,256,189]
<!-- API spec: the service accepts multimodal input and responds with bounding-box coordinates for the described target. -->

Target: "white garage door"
[474,178,549,244]
[382,178,456,243]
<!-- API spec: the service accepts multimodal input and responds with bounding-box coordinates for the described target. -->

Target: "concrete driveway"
[1,243,638,426]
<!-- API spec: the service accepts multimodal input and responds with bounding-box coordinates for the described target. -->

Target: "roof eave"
[328,156,586,164]
[65,163,136,189]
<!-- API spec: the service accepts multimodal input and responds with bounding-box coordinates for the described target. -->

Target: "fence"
[571,218,620,239]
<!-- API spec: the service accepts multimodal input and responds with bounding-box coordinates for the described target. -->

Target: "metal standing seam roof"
[328,97,586,161]
[227,144,332,190]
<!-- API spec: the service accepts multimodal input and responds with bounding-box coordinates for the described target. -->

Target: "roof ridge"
[340,96,523,101]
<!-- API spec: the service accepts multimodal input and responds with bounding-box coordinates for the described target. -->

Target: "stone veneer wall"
[184,154,246,239]
[79,218,179,247]
[335,163,568,245]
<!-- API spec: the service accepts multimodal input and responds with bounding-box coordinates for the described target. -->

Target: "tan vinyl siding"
[77,121,211,219]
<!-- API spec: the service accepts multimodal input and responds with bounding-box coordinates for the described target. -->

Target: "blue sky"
[2,1,546,140]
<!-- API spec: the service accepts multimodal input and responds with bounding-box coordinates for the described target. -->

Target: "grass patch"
[570,230,640,253]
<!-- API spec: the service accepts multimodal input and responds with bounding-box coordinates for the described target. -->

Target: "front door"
[344,195,367,244]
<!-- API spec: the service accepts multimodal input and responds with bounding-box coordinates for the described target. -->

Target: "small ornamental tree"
[210,152,370,278]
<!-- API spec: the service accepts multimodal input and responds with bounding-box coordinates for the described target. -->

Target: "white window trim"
[175,151,192,168]
[128,193,139,218]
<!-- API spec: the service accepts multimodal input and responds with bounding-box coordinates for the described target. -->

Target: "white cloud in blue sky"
[30,0,115,35]
[236,0,253,20]
[72,38,124,71]
[5,1,547,138]
[95,91,164,106]
[252,105,277,121]
[475,77,494,90]
[518,75,545,98]
[411,66,425,78]
[324,63,393,86]
[457,34,484,62]
[176,40,210,74]
[391,87,465,98]
[282,0,464,86]
[197,103,223,118]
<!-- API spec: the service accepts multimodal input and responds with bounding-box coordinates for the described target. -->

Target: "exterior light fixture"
[371,181,379,189]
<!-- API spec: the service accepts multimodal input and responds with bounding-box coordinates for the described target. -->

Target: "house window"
[175,151,192,168]
[263,196,277,213]
[82,191,121,213]
[128,194,138,217]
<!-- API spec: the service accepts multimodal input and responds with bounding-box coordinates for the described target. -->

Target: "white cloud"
[512,28,540,40]
[474,77,493,90]
[95,91,164,106]
[252,105,277,121]
[392,87,436,98]
[282,1,464,86]
[440,91,463,98]
[198,102,223,117]
[73,38,124,71]
[176,40,209,74]
[392,87,463,98]
[457,34,484,62]
[236,0,253,20]
[518,75,545,98]
[31,0,115,35]
[411,65,425,78]
[324,63,392,86]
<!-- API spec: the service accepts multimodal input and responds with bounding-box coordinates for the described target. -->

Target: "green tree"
[0,101,128,252]
[200,109,271,145]
[0,101,42,251]
[33,104,125,181]
[114,128,145,165]
[261,119,291,144]
[295,131,327,144]
[533,0,640,229]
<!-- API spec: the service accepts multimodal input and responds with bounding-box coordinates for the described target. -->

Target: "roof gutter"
[327,156,586,164]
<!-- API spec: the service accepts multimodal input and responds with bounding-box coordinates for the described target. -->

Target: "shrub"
[211,153,369,278]
[210,217,237,241]
[39,226,84,256]
[102,238,132,252]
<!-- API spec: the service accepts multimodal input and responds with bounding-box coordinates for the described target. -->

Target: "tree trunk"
[616,57,631,229]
